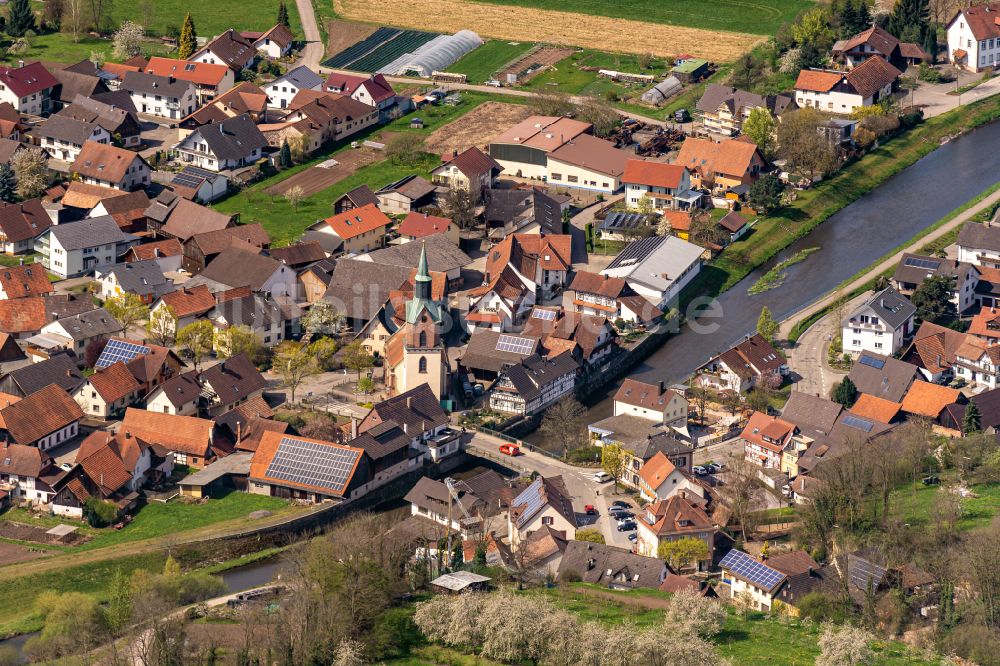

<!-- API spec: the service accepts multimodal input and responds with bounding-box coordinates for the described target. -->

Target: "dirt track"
[333,0,762,61]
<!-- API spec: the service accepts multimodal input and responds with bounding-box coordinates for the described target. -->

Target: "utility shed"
[179,452,252,498]
[672,59,709,83]
[429,571,491,594]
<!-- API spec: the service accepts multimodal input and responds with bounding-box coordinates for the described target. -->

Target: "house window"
[418,357,427,373]
[541,516,554,526]
[567,175,579,183]
[419,331,427,347]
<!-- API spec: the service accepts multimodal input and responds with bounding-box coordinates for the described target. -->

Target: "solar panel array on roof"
[719,549,785,591]
[264,436,360,494]
[512,477,545,527]
[95,339,150,369]
[531,309,557,321]
[858,355,886,369]
[841,414,875,433]
[849,555,887,593]
[172,172,205,189]
[496,334,534,355]
[903,257,940,270]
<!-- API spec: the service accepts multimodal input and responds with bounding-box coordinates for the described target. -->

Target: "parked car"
[584,504,596,515]
[615,512,634,522]
[693,465,708,476]
[627,533,638,543]
[922,475,940,485]
[617,520,637,532]
[592,471,612,483]
[499,444,520,456]
[706,463,721,474]
[674,108,690,123]
[611,500,630,508]
[486,79,501,87]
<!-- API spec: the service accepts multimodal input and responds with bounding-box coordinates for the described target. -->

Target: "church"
[383,243,451,401]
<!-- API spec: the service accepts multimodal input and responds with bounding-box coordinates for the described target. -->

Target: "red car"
[499,444,520,456]
[584,505,596,515]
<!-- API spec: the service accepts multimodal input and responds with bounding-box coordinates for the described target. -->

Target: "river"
[531,118,1000,442]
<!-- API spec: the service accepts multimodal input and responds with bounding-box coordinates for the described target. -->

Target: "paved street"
[465,432,637,550]
[785,292,869,399]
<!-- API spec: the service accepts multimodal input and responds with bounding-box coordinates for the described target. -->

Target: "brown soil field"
[501,46,575,83]
[325,19,376,58]
[265,149,380,198]
[333,0,762,61]
[425,101,532,154]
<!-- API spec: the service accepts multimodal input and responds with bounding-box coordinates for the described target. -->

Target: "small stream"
[0,557,286,663]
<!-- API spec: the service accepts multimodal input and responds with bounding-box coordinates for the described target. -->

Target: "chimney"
[406,396,412,409]
[17,60,24,68]
[351,416,358,439]
[125,431,130,439]
[658,380,665,393]
[403,422,408,434]
[236,421,242,442]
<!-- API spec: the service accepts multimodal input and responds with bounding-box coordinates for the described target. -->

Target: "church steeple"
[414,241,431,302]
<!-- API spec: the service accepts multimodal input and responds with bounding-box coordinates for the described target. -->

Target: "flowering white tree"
[816,624,876,666]
[112,20,145,60]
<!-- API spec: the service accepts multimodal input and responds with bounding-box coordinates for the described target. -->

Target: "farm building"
[672,59,709,83]
[642,76,682,106]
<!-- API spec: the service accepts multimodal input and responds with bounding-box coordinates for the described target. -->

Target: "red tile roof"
[638,451,677,491]
[622,159,687,189]
[121,408,214,457]
[900,380,961,419]
[440,146,501,180]
[952,2,1000,41]
[0,383,83,444]
[0,264,53,299]
[321,203,390,240]
[144,57,230,87]
[87,361,141,404]
[250,430,365,497]
[126,238,183,262]
[398,212,454,239]
[0,62,58,98]
[849,394,901,424]
[794,69,843,93]
[640,494,714,537]
[158,285,215,318]
[740,411,795,453]
[845,56,902,99]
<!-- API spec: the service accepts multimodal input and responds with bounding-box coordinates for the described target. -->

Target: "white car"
[592,471,612,483]
[693,466,708,476]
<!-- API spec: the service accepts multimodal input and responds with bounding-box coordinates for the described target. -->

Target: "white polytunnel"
[379,30,484,77]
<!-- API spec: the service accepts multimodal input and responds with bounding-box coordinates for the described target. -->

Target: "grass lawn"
[523,49,668,97]
[0,551,167,636]
[467,0,812,35]
[2,491,290,552]
[683,92,1000,306]
[447,40,535,83]
[892,479,1000,532]
[214,92,510,244]
[107,0,303,38]
[215,154,440,245]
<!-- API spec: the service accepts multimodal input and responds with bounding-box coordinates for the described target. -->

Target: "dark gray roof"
[7,354,83,395]
[485,189,562,235]
[191,114,268,161]
[350,420,410,461]
[323,259,413,321]
[460,329,539,374]
[48,216,132,251]
[501,353,578,402]
[122,71,194,99]
[38,114,102,145]
[404,475,481,517]
[151,370,200,408]
[71,93,138,123]
[368,384,448,435]
[599,212,648,233]
[337,185,378,209]
[377,174,437,201]
[695,83,795,116]
[199,354,266,406]
[558,540,665,589]
[958,221,1000,253]
[53,68,109,103]
[780,392,843,437]
[847,353,919,403]
[88,91,138,117]
[103,260,168,296]
[274,66,323,90]
[212,294,282,328]
[847,287,916,331]
[50,307,121,341]
[199,247,284,292]
[362,233,471,273]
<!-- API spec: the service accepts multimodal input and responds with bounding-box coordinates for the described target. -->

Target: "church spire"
[414,241,431,302]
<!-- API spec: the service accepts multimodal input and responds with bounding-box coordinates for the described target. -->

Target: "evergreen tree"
[840,0,858,37]
[7,0,36,38]
[856,0,871,31]
[757,306,778,343]
[177,13,197,60]
[963,400,982,434]
[279,140,292,168]
[277,1,290,28]
[886,0,929,44]
[832,377,857,407]
[0,165,16,204]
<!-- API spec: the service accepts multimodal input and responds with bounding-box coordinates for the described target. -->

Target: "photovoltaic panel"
[858,354,885,370]
[848,555,886,593]
[264,436,360,494]
[496,334,534,355]
[719,549,785,591]
[903,257,940,270]
[172,173,205,189]
[531,309,557,321]
[95,339,150,369]
[841,414,874,433]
